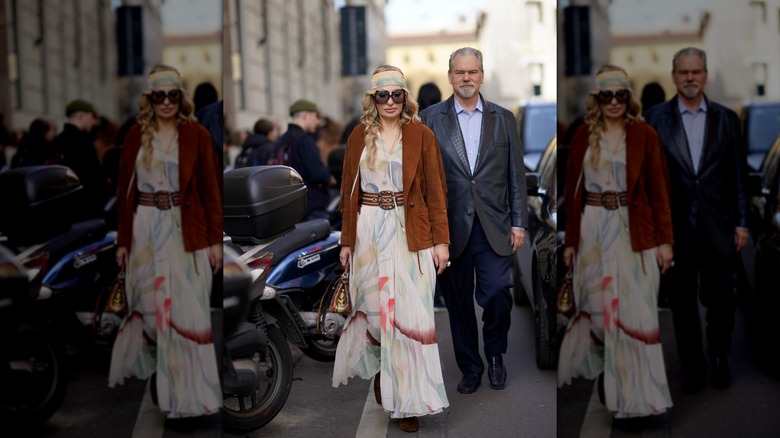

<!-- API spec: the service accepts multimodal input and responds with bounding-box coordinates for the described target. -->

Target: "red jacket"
[339,121,450,251]
[564,121,673,251]
[116,121,222,251]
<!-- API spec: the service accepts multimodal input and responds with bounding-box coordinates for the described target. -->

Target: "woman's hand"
[433,243,450,275]
[116,246,128,270]
[563,246,576,271]
[208,243,223,274]
[656,243,673,274]
[340,246,352,271]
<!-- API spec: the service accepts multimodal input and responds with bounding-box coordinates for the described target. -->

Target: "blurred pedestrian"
[317,115,342,166]
[421,47,527,394]
[10,118,57,168]
[56,99,111,217]
[558,64,674,423]
[417,81,446,309]
[641,81,666,118]
[333,64,450,433]
[275,99,336,221]
[417,82,442,111]
[110,64,223,422]
[196,100,224,170]
[193,82,218,116]
[645,47,750,393]
[234,118,278,168]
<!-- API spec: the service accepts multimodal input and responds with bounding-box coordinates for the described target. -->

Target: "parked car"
[747,133,780,378]
[516,101,557,172]
[512,135,558,370]
[739,100,780,171]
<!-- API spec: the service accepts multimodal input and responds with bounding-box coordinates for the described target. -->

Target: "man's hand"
[510,228,526,253]
[734,227,749,252]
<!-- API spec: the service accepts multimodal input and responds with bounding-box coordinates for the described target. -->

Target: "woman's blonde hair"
[136,64,195,170]
[583,64,643,169]
[359,65,420,169]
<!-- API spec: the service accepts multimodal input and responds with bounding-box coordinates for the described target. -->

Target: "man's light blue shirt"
[678,98,707,173]
[454,97,483,174]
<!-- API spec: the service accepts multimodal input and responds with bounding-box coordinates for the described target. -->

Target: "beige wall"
[163,34,222,101]
[386,35,479,102]
[1,0,123,131]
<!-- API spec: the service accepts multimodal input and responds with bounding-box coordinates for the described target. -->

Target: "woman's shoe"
[399,417,419,433]
[374,371,381,404]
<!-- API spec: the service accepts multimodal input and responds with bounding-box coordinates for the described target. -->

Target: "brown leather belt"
[359,191,404,210]
[585,191,629,210]
[138,191,181,210]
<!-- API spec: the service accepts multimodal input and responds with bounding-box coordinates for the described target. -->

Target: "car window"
[747,104,780,153]
[522,104,557,153]
[538,136,557,190]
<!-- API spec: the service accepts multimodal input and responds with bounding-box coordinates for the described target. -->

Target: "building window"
[749,1,766,24]
[526,1,543,23]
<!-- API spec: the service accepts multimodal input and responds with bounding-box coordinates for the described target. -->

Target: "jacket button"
[410,202,414,207]
[471,180,476,185]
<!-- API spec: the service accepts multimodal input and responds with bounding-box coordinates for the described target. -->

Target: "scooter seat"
[265,219,331,267]
[38,219,107,262]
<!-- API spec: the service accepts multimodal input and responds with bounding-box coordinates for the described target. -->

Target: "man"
[275,99,336,221]
[56,99,110,218]
[645,47,749,392]
[420,47,527,393]
[235,118,279,168]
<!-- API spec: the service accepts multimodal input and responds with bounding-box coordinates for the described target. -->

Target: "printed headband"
[366,70,408,94]
[594,70,630,90]
[148,70,184,90]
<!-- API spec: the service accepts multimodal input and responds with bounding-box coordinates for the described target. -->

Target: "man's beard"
[456,84,477,99]
[679,83,701,99]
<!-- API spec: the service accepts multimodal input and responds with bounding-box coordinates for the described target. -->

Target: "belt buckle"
[153,191,172,210]
[601,192,618,210]
[378,190,395,210]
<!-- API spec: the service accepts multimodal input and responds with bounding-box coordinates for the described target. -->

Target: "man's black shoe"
[680,376,706,394]
[711,356,731,390]
[487,355,506,389]
[457,373,481,394]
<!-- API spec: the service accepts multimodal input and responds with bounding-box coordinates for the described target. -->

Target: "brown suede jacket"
[339,121,450,251]
[564,120,674,251]
[116,121,222,252]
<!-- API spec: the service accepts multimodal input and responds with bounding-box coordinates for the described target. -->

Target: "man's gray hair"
[449,47,484,72]
[672,47,708,72]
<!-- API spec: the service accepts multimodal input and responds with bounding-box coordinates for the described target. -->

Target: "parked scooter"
[0,244,69,428]
[0,166,121,353]
[223,166,346,362]
[221,245,297,433]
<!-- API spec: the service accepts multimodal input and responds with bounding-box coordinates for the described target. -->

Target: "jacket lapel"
[625,123,643,193]
[698,96,718,173]
[401,123,421,195]
[178,123,196,191]
[667,97,696,175]
[474,97,493,174]
[442,96,472,175]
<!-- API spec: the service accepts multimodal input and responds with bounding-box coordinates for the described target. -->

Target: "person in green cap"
[273,98,336,221]
[55,98,110,217]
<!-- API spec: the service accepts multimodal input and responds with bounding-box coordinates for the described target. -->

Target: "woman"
[558,65,674,422]
[109,65,223,420]
[332,65,450,433]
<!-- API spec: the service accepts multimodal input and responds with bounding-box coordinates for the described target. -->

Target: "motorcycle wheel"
[1,326,69,427]
[222,324,293,433]
[301,336,339,362]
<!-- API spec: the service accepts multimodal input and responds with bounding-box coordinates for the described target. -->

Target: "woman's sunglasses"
[373,89,405,105]
[147,89,183,105]
[595,89,629,105]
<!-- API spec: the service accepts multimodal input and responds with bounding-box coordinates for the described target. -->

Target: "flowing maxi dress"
[332,137,449,419]
[557,136,673,418]
[108,135,221,418]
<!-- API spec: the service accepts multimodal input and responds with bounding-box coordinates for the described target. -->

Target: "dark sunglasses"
[595,89,630,104]
[147,89,183,105]
[373,89,405,105]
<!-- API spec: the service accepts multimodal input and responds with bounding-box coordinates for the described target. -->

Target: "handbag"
[556,270,575,317]
[105,268,128,318]
[317,270,352,337]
